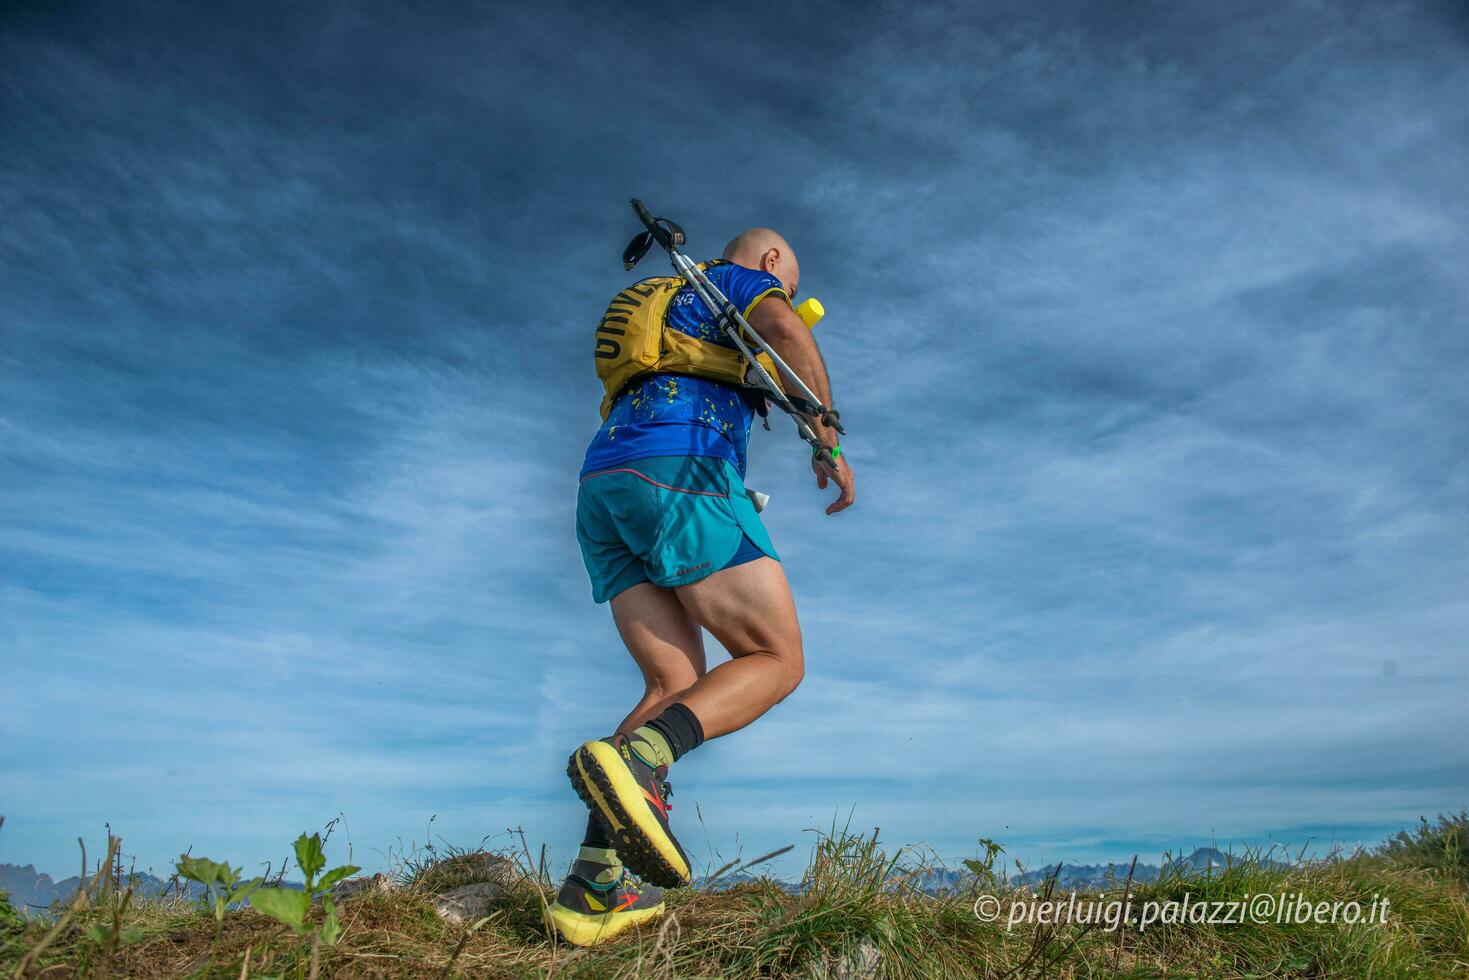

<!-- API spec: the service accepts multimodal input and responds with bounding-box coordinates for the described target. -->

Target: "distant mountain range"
[0,863,216,918]
[914,847,1288,893]
[3,848,1283,917]
[698,847,1284,895]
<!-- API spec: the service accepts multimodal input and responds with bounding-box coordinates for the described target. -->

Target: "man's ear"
[761,247,781,275]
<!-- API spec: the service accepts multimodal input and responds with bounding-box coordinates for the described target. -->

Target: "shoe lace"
[614,867,648,898]
[657,771,674,812]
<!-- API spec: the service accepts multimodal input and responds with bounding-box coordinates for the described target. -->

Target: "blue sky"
[2,0,1466,883]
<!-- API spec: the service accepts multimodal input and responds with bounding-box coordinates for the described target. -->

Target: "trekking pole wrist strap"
[787,396,844,435]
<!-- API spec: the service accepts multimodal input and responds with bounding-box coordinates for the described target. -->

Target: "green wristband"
[817,444,842,460]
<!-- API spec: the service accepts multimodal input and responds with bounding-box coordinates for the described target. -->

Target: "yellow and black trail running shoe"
[545,869,665,946]
[568,733,692,887]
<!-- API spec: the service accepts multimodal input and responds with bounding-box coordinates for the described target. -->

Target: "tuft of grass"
[1374,810,1469,883]
[402,846,520,895]
[716,824,981,977]
[2,814,1467,978]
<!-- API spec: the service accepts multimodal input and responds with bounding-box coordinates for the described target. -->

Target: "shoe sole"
[567,740,692,888]
[545,899,666,947]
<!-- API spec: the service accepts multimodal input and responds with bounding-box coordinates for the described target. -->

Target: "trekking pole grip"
[630,198,657,232]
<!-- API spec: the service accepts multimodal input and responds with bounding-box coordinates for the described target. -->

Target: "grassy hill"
[2,813,1465,978]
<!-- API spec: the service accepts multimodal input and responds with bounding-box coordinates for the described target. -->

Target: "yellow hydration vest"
[593,260,783,421]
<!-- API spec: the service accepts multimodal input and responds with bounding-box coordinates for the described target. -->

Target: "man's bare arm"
[746,296,835,420]
[746,296,855,514]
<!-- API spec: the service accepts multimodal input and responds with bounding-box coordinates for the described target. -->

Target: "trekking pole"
[623,200,845,465]
[631,201,841,431]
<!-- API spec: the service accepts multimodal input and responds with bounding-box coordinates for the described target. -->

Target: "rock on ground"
[432,882,505,925]
[807,938,882,980]
[331,854,521,926]
[331,873,398,902]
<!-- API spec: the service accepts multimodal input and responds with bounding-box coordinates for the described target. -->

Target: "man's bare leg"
[670,555,804,739]
[609,582,708,733]
[550,584,691,945]
[566,555,803,888]
[608,555,803,739]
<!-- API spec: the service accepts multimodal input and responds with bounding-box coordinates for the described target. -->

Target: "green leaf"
[84,924,109,944]
[120,925,145,945]
[176,855,229,886]
[249,887,311,934]
[320,897,342,946]
[313,866,361,894]
[230,878,263,904]
[293,833,326,884]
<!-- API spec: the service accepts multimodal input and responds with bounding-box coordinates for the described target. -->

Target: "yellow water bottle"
[796,297,824,329]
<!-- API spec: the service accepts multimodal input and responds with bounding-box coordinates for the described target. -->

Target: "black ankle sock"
[644,702,705,762]
[582,810,613,849]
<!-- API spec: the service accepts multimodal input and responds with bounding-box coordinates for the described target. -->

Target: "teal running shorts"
[576,455,780,603]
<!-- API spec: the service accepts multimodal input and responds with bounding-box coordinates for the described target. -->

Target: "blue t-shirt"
[581,262,787,477]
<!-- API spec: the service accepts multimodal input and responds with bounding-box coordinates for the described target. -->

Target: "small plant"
[249,832,360,947]
[963,837,1007,889]
[176,854,262,938]
[82,918,144,953]
[0,885,25,939]
[1377,811,1469,882]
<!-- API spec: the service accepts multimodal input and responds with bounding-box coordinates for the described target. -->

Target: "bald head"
[722,227,800,298]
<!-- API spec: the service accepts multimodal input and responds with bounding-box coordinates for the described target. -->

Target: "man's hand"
[813,451,855,515]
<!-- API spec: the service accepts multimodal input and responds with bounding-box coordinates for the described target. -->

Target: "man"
[544,227,855,946]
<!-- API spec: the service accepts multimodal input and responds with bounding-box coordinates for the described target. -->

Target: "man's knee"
[774,647,804,701]
[644,663,703,702]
